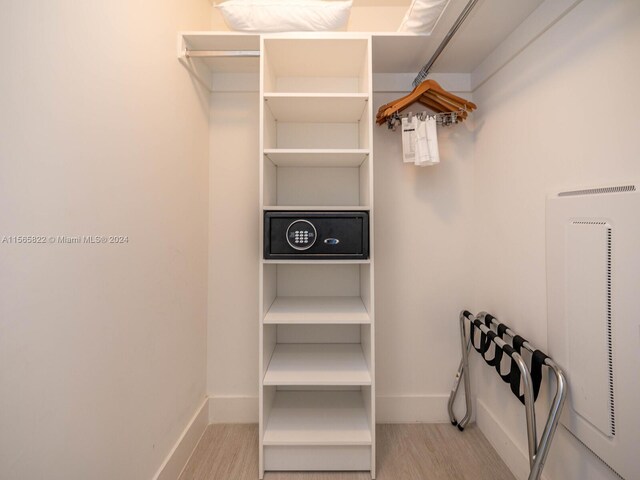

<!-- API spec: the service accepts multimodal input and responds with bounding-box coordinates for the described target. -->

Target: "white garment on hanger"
[414,117,430,166]
[401,116,417,163]
[425,115,440,165]
[414,116,440,167]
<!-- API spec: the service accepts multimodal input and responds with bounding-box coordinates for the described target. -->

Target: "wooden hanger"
[376,80,437,124]
[425,90,467,110]
[420,94,468,120]
[378,79,474,120]
[376,79,476,125]
[420,92,469,119]
[424,80,476,109]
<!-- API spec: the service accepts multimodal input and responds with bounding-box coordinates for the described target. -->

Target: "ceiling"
[431,0,544,72]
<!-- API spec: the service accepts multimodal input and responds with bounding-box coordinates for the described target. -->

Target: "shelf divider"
[262,259,370,265]
[264,149,369,168]
[263,206,370,211]
[264,93,369,123]
[264,343,371,386]
[264,296,370,325]
[263,391,372,446]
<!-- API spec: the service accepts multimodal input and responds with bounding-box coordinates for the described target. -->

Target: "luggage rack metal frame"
[448,310,567,480]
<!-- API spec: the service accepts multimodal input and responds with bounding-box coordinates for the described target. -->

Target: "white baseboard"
[209,395,259,423]
[153,398,209,480]
[208,394,450,424]
[476,399,550,480]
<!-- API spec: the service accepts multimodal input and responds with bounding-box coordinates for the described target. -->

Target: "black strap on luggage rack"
[469,316,549,404]
[447,310,567,480]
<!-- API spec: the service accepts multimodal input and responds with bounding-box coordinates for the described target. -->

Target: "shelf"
[263,37,368,80]
[264,149,369,168]
[264,296,370,325]
[263,206,370,211]
[263,391,372,446]
[181,32,260,51]
[180,32,260,73]
[263,259,370,265]
[264,343,371,386]
[263,94,369,122]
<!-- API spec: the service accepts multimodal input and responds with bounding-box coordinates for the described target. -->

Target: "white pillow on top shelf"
[398,0,450,34]
[217,0,353,33]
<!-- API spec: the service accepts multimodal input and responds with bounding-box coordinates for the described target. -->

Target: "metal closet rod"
[185,50,260,58]
[413,0,480,87]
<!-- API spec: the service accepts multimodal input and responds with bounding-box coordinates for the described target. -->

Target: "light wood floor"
[179,423,515,480]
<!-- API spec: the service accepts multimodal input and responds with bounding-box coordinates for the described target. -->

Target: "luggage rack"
[449,310,567,480]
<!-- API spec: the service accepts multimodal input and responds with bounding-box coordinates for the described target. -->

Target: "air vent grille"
[606,228,615,436]
[559,185,636,197]
[570,220,616,437]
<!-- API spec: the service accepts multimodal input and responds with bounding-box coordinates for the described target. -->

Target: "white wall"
[470,1,640,479]
[208,89,260,422]
[373,91,475,421]
[0,2,211,479]
[206,80,476,422]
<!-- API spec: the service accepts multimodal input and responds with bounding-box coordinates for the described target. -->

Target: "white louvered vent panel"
[547,184,640,480]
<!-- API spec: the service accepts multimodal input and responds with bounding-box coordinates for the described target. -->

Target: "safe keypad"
[286,220,317,250]
[294,230,311,244]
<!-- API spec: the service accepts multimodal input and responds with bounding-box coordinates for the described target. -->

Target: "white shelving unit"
[259,35,375,478]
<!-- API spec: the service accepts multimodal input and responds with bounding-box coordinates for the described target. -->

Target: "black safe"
[264,211,369,260]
